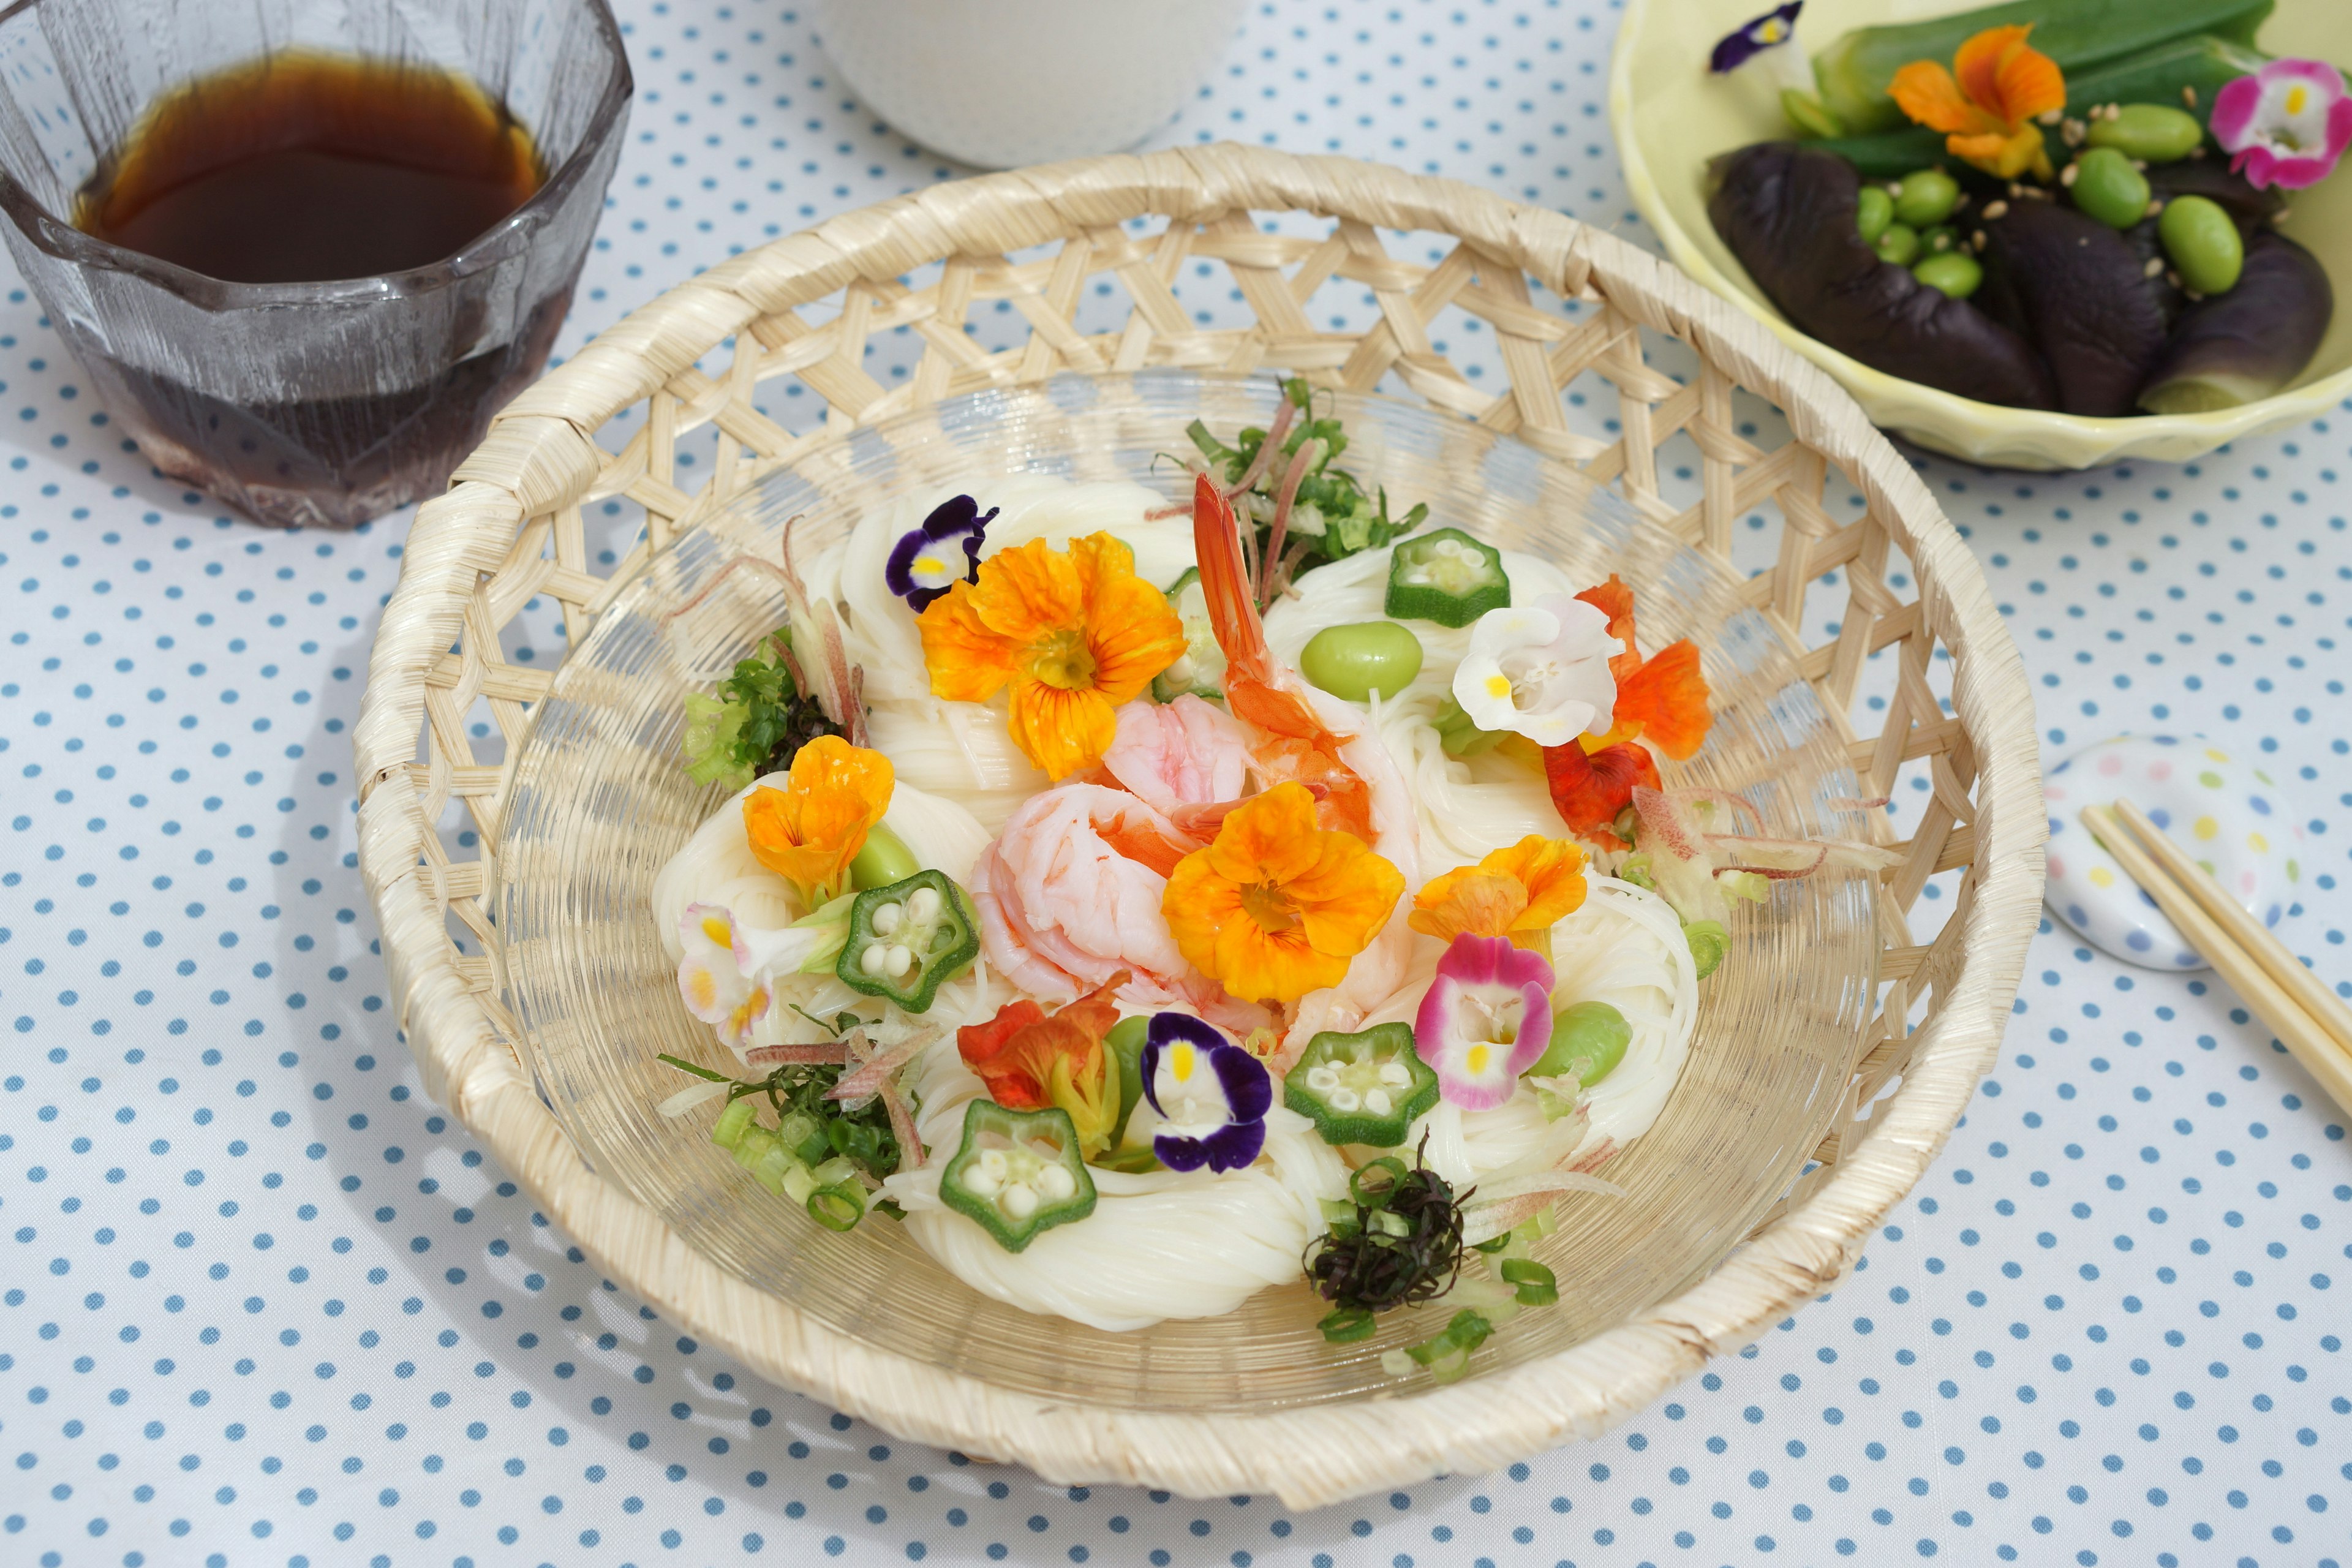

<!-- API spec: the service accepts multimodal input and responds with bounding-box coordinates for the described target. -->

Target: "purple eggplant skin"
[1980,198,2170,417]
[2143,159,2285,230]
[1707,143,2057,410]
[2138,230,2333,415]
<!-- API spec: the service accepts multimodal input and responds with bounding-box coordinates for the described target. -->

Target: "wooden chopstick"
[2081,801,2352,1117]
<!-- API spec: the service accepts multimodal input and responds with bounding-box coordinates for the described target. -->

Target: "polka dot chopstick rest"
[2042,735,2302,970]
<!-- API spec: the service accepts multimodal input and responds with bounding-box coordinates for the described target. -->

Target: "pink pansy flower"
[2211,59,2352,191]
[1414,933,1555,1110]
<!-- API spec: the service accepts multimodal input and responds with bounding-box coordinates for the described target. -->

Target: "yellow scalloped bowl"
[1611,0,2352,469]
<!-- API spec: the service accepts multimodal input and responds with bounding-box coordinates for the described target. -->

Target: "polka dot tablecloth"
[4,4,2349,1566]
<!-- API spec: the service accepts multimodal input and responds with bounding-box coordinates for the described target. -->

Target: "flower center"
[1504,656,1564,712]
[1453,990,1523,1053]
[1239,881,1301,933]
[1025,627,1099,692]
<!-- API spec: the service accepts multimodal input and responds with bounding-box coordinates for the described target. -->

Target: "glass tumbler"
[0,0,630,529]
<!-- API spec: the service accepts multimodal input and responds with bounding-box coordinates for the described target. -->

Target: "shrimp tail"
[1192,472,1270,683]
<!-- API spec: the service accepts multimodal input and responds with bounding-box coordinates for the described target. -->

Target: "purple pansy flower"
[2211,59,2352,192]
[1710,1,1801,75]
[1414,933,1555,1110]
[1139,1013,1272,1173]
[886,494,997,611]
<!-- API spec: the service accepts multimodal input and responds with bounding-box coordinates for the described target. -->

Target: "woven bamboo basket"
[355,143,2046,1507]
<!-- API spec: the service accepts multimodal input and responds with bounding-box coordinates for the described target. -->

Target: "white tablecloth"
[3,2,2346,1564]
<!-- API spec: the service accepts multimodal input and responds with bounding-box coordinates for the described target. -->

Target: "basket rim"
[354,141,2046,1507]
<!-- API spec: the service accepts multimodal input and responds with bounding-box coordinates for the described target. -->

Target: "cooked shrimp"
[1100,695,1254,816]
[969,782,1271,1034]
[1191,473,1391,845]
[1190,472,1422,1056]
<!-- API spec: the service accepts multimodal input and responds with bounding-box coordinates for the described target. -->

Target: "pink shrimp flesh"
[1101,695,1254,816]
[968,782,1270,1033]
[1191,472,1384,842]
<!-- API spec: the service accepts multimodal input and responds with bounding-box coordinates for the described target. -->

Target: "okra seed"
[1433,539,1462,559]
[1001,1183,1039,1219]
[1329,1087,1362,1112]
[1306,1065,1341,1093]
[859,943,889,976]
[1163,654,1196,687]
[1403,569,1431,586]
[1036,1164,1077,1202]
[1378,1061,1410,1085]
[1364,1088,1393,1115]
[883,944,914,978]
[870,902,905,936]
[907,887,943,924]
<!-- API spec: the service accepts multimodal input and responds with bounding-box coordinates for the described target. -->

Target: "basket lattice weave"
[354,144,2045,1506]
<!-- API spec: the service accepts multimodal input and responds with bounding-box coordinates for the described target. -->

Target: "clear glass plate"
[495,371,1877,1413]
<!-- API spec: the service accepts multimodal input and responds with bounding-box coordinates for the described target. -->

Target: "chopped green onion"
[1318,1307,1377,1344]
[1349,1157,1409,1206]
[807,1182,866,1232]
[710,1097,756,1150]
[1500,1258,1560,1306]
[658,1052,734,1084]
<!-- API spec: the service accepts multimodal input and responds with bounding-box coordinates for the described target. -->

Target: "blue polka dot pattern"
[2,1,2348,1563]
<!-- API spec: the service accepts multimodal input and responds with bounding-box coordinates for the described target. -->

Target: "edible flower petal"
[1610,639,1711,761]
[956,971,1127,1156]
[677,904,772,1049]
[1161,782,1406,1005]
[1449,595,1620,747]
[1888,24,2062,180]
[2211,59,2352,191]
[1542,741,1662,850]
[1414,934,1556,1110]
[886,494,997,611]
[1408,835,1589,954]
[1710,1,1801,75]
[919,532,1188,780]
[1569,576,1710,759]
[1139,1013,1273,1172]
[742,734,895,907]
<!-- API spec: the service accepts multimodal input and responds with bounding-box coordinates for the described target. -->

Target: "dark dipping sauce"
[77,53,543,284]
[66,54,560,529]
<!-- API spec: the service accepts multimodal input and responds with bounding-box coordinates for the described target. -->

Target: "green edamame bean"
[2069,147,2153,231]
[1300,620,1425,702]
[850,822,923,889]
[1872,222,1920,267]
[1855,186,1893,247]
[1527,1000,1632,1085]
[1890,167,1959,228]
[2159,195,2243,295]
[2084,102,2204,165]
[1912,251,1983,300]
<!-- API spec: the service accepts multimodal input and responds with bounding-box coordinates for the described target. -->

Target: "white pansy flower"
[1449,594,1620,747]
[677,903,773,1049]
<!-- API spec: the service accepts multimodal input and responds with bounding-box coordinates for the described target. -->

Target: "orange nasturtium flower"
[741,734,894,906]
[918,532,1187,780]
[957,971,1126,1156]
[1889,24,2065,181]
[1570,575,1712,762]
[1542,577,1709,850]
[1163,782,1405,1006]
[1409,835,1589,959]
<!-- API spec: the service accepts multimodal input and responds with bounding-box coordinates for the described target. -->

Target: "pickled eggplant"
[2143,159,2287,228]
[1708,143,2057,410]
[1980,200,2171,417]
[2138,231,2333,414]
